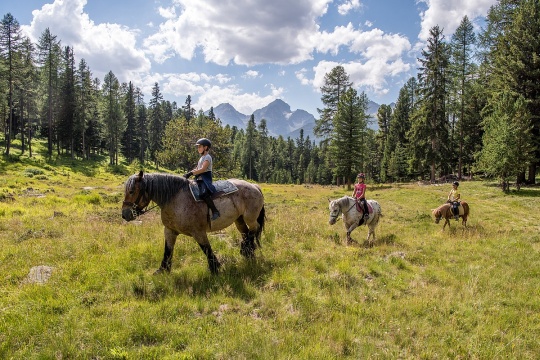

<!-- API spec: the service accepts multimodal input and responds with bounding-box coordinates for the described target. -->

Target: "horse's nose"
[122,209,132,221]
[329,218,335,225]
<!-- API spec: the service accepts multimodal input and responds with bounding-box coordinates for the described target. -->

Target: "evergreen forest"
[1,0,539,189]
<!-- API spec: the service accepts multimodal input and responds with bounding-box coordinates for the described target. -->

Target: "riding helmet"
[357,173,365,178]
[453,181,459,186]
[195,138,212,148]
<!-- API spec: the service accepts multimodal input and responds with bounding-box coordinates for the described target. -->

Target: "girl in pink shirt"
[352,173,369,220]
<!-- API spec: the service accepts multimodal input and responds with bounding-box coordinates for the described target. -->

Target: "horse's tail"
[255,205,266,247]
[461,201,469,218]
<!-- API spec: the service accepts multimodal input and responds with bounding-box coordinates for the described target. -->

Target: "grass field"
[1,151,540,359]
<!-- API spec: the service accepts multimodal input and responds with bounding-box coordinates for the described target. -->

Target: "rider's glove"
[184,171,193,179]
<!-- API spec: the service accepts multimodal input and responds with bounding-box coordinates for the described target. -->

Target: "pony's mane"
[432,203,450,216]
[334,196,354,209]
[127,172,189,207]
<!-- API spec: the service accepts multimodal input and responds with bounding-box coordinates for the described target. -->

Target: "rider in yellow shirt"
[447,181,461,220]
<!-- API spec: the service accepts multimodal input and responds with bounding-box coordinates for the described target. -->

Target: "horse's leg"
[235,216,255,258]
[194,232,221,274]
[367,222,376,247]
[443,218,450,230]
[346,223,359,244]
[155,227,178,274]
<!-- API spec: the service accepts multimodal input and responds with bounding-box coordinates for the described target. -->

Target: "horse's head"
[432,208,442,223]
[328,199,342,225]
[122,170,151,221]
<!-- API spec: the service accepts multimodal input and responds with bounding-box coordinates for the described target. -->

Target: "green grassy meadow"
[1,152,540,358]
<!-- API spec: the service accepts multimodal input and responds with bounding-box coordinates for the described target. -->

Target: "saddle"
[355,199,373,215]
[356,199,373,226]
[189,180,238,202]
[450,202,464,216]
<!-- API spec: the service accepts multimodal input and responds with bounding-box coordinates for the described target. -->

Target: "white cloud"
[308,23,411,94]
[21,0,150,82]
[243,70,260,79]
[418,0,498,41]
[337,0,361,15]
[312,58,410,96]
[158,6,177,19]
[17,0,419,114]
[295,69,312,86]
[143,0,333,66]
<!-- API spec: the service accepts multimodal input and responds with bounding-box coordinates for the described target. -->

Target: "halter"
[329,206,342,222]
[123,179,157,218]
[329,198,356,222]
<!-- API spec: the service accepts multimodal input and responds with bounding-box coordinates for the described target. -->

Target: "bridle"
[329,205,342,222]
[330,199,359,222]
[123,179,156,218]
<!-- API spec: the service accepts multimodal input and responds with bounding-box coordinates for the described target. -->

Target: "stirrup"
[211,211,220,221]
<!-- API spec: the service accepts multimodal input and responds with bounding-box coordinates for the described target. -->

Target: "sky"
[1,0,498,117]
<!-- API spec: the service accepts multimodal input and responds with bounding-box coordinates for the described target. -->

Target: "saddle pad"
[189,180,238,202]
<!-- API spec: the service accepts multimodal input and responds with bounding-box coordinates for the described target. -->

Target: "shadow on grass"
[378,233,397,245]
[154,256,275,301]
[507,188,540,197]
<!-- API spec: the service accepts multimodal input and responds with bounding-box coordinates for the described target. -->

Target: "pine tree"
[36,28,61,158]
[483,0,540,184]
[450,16,477,179]
[477,93,533,190]
[256,119,270,182]
[0,13,24,155]
[134,87,147,164]
[76,59,92,159]
[329,88,370,189]
[409,25,451,181]
[57,46,76,157]
[243,115,257,180]
[121,81,138,163]
[315,65,352,140]
[376,104,392,181]
[17,36,38,156]
[148,82,163,165]
[102,71,124,165]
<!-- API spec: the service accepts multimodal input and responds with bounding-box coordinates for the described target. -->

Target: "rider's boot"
[363,202,369,219]
[203,194,220,220]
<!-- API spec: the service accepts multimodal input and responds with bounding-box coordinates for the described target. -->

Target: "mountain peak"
[208,99,382,139]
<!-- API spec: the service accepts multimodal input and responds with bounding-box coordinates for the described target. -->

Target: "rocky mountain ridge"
[208,99,382,140]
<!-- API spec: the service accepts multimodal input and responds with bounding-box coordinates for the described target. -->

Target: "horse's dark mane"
[127,172,189,207]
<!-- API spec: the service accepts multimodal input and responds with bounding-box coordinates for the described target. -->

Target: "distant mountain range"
[206,99,384,140]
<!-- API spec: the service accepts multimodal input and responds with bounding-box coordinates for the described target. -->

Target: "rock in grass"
[24,265,54,284]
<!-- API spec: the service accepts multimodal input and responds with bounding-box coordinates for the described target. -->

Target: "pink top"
[353,183,366,199]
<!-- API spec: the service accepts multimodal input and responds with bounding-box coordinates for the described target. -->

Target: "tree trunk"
[527,164,536,185]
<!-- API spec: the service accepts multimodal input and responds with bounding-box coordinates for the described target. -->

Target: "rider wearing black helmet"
[447,181,461,220]
[184,138,220,220]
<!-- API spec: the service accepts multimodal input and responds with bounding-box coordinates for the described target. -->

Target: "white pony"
[328,196,382,246]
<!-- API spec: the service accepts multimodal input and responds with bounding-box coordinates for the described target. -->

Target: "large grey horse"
[122,171,265,274]
[328,196,382,246]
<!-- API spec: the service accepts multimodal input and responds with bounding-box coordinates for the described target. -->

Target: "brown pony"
[432,202,469,230]
[122,171,265,274]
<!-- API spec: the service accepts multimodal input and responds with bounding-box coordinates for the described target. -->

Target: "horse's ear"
[138,170,144,179]
[328,198,331,203]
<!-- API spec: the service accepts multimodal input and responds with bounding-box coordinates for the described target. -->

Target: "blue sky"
[1,0,497,117]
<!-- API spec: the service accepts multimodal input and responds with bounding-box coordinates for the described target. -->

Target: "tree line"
[1,0,538,190]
